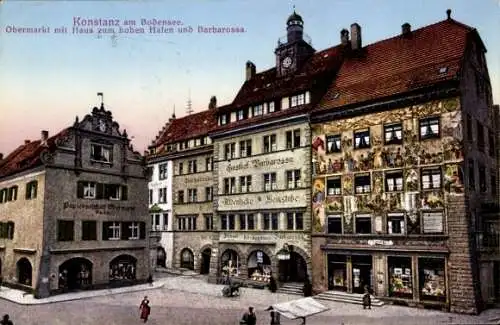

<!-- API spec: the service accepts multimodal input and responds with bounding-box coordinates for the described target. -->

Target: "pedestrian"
[266,306,280,325]
[139,296,151,323]
[0,314,13,325]
[362,285,371,309]
[240,306,256,325]
[147,274,153,287]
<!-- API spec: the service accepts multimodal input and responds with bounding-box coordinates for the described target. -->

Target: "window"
[79,182,96,199]
[384,123,403,145]
[253,104,263,116]
[206,157,213,171]
[489,129,495,157]
[220,214,235,230]
[239,176,252,193]
[151,214,161,231]
[178,162,184,175]
[286,212,304,230]
[421,168,442,190]
[81,221,97,240]
[187,188,197,202]
[25,181,37,200]
[286,170,301,189]
[286,129,301,149]
[220,114,227,125]
[158,188,167,203]
[159,163,168,180]
[188,160,197,173]
[7,186,18,201]
[204,214,213,230]
[127,222,140,239]
[326,177,341,195]
[268,101,276,113]
[239,140,252,157]
[355,214,372,234]
[491,171,497,197]
[224,177,236,194]
[224,143,236,160]
[0,189,7,203]
[149,189,153,204]
[102,222,121,240]
[290,93,305,107]
[326,135,341,153]
[466,115,473,142]
[205,187,213,201]
[354,130,370,149]
[57,220,74,241]
[388,256,413,299]
[419,117,440,139]
[147,167,153,181]
[105,184,126,200]
[263,134,277,153]
[239,214,255,230]
[263,213,278,230]
[263,173,277,191]
[327,215,342,234]
[354,174,371,194]
[387,213,405,234]
[177,190,185,203]
[385,171,403,192]
[178,216,197,231]
[0,222,15,239]
[90,144,112,163]
[237,109,247,121]
[468,159,475,191]
[477,121,485,151]
[479,165,486,193]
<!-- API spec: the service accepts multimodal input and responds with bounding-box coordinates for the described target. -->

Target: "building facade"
[310,12,498,314]
[0,102,150,298]
[147,101,218,275]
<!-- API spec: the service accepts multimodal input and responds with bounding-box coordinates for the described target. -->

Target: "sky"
[0,0,499,156]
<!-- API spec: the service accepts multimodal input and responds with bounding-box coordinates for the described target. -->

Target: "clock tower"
[275,9,315,77]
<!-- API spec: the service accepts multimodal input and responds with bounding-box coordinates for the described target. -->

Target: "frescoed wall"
[311,98,464,234]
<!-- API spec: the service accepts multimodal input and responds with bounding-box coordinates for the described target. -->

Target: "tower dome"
[287,10,303,26]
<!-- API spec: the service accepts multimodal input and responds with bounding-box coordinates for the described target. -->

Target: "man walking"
[240,306,256,325]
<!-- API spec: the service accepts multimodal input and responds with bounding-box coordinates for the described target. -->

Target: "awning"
[269,297,329,320]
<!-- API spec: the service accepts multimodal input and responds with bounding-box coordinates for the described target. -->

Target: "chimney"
[208,96,217,110]
[446,9,452,20]
[401,23,411,36]
[41,130,49,145]
[24,140,30,145]
[246,61,256,81]
[340,29,349,45]
[350,23,361,51]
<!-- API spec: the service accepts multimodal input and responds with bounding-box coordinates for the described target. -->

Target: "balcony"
[476,231,500,253]
[277,33,312,47]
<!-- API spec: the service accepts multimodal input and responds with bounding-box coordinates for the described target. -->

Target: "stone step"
[277,287,303,295]
[315,291,385,307]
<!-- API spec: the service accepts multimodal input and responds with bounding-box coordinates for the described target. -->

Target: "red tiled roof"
[153,109,218,146]
[316,19,475,111]
[230,45,346,109]
[0,129,69,179]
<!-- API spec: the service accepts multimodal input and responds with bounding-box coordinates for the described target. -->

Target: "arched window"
[221,249,240,276]
[180,248,194,270]
[16,258,32,286]
[109,255,137,281]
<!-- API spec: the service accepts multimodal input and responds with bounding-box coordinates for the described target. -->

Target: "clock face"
[98,120,106,132]
[282,56,292,68]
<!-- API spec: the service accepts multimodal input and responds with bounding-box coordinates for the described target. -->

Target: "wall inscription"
[218,191,306,211]
[219,232,308,245]
[63,201,136,214]
[185,176,212,184]
[226,157,294,172]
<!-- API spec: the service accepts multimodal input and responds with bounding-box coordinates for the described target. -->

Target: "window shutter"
[139,222,146,239]
[25,183,30,199]
[121,222,130,240]
[121,186,128,200]
[33,182,37,199]
[13,187,17,200]
[77,181,84,198]
[103,184,109,200]
[102,222,110,240]
[96,183,104,199]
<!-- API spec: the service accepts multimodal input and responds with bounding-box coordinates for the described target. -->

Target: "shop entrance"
[351,255,372,294]
[59,258,93,291]
[200,248,211,275]
[327,254,347,291]
[278,251,307,282]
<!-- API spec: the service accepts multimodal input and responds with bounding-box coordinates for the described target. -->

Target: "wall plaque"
[422,211,444,233]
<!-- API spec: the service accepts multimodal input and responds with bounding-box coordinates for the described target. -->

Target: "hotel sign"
[217,189,307,211]
[63,201,136,215]
[226,157,294,173]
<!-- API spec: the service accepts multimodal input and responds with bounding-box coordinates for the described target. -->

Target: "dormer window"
[438,67,448,74]
[253,104,263,116]
[268,101,276,113]
[220,114,227,125]
[290,94,305,107]
[237,109,247,121]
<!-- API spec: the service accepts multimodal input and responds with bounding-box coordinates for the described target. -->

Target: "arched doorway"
[59,258,93,291]
[109,255,137,282]
[180,248,194,270]
[221,249,240,276]
[16,258,32,286]
[278,251,307,282]
[200,248,211,274]
[247,250,272,282]
[156,247,166,268]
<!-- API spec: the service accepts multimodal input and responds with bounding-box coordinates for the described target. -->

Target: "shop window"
[57,220,74,241]
[385,170,403,192]
[221,249,240,277]
[387,213,405,234]
[354,174,371,194]
[327,177,341,195]
[327,254,347,291]
[355,214,372,234]
[326,134,341,153]
[354,129,370,149]
[384,123,403,145]
[421,211,444,234]
[419,117,440,140]
[418,258,446,302]
[248,251,272,282]
[388,256,413,299]
[421,167,441,190]
[327,215,342,234]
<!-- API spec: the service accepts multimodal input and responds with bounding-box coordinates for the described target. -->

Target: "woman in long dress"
[139,296,151,323]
